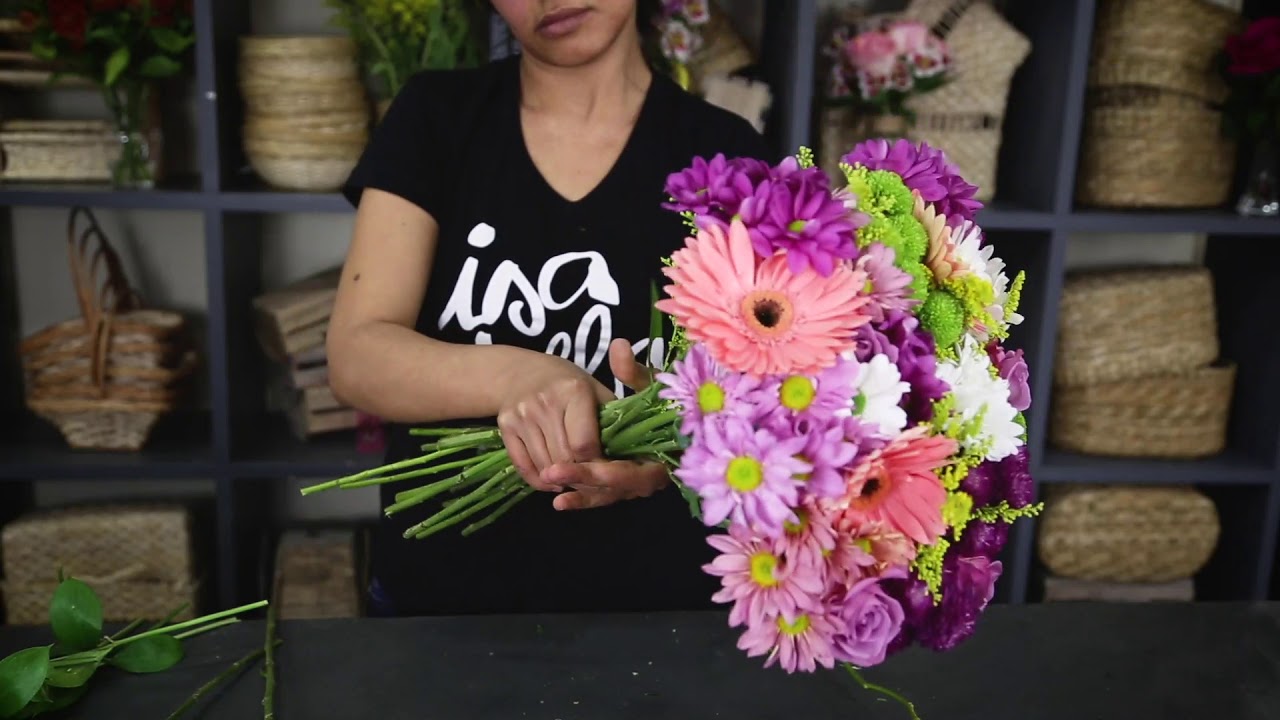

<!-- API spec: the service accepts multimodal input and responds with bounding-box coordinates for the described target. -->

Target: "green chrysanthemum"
[841,164,915,220]
[887,213,928,262]
[900,260,931,301]
[856,216,902,251]
[919,289,966,348]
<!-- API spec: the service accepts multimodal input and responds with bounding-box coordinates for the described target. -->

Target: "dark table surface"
[2,602,1278,719]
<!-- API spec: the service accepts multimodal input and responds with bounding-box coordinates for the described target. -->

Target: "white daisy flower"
[935,336,1023,461]
[836,353,909,437]
[661,19,698,63]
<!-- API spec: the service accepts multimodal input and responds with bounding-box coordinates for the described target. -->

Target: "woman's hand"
[542,339,672,511]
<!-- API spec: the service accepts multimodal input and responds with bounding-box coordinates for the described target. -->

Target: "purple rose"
[832,572,907,667]
[990,345,1031,412]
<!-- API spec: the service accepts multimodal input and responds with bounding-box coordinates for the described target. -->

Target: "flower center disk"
[779,375,817,411]
[697,381,726,413]
[749,551,781,587]
[726,456,764,492]
[741,290,795,338]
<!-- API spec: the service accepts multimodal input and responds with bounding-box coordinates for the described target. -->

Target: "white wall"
[12,0,1208,520]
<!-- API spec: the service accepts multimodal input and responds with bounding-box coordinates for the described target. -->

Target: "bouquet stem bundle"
[301,383,680,536]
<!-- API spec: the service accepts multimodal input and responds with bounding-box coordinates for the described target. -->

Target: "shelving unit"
[2,0,1279,614]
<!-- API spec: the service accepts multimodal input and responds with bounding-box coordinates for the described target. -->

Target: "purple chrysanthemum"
[958,460,999,507]
[663,153,760,222]
[677,417,809,537]
[856,242,917,322]
[954,519,1010,560]
[884,553,1003,653]
[738,168,861,276]
[997,445,1034,509]
[657,344,760,436]
[843,138,982,226]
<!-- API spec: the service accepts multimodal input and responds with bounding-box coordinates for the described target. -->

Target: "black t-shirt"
[344,55,773,616]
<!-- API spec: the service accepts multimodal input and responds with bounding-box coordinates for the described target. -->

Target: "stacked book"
[253,269,358,440]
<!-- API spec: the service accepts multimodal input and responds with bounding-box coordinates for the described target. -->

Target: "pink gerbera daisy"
[835,426,956,545]
[656,219,870,378]
[737,601,841,673]
[846,519,918,570]
[656,344,760,436]
[677,417,809,537]
[704,527,825,628]
[825,529,879,586]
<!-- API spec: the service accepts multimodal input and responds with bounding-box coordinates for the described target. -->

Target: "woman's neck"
[518,36,652,121]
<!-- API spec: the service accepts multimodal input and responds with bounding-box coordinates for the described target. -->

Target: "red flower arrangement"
[10,0,196,186]
[1221,17,1280,139]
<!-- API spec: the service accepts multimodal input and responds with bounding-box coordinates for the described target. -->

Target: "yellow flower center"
[726,456,764,492]
[697,381,726,413]
[749,551,780,587]
[863,277,875,295]
[779,376,816,412]
[777,614,811,636]
[853,538,873,554]
[787,219,808,233]
[853,392,868,415]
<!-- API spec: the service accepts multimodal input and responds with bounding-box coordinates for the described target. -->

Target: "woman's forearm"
[327,320,547,424]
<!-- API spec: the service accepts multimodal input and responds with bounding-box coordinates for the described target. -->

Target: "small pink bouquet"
[825,18,951,118]
[305,140,1039,717]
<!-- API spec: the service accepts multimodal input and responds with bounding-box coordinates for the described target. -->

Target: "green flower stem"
[108,618,144,642]
[149,602,191,630]
[611,441,682,459]
[435,429,501,450]
[300,452,438,495]
[608,409,679,449]
[409,426,484,437]
[385,451,506,514]
[336,452,488,490]
[411,465,517,528]
[164,642,279,720]
[410,481,521,540]
[172,618,239,641]
[601,400,652,445]
[53,601,268,668]
[462,485,535,537]
[263,593,278,720]
[843,664,921,720]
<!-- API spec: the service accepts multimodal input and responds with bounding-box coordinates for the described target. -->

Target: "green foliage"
[109,636,184,674]
[326,0,487,99]
[0,647,50,718]
[49,578,103,653]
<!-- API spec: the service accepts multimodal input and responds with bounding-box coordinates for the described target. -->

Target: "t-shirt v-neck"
[344,55,775,616]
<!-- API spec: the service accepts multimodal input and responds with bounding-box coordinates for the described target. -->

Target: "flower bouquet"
[303,139,1039,716]
[10,0,195,187]
[824,17,951,122]
[648,0,711,90]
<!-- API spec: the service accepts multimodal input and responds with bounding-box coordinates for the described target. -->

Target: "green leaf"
[44,663,96,689]
[108,636,183,674]
[13,685,88,719]
[29,39,56,62]
[87,25,122,45]
[0,646,52,718]
[138,55,182,78]
[104,46,130,87]
[149,26,194,54]
[49,579,103,652]
[648,281,663,342]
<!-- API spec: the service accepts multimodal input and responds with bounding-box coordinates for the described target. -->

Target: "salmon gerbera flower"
[835,426,957,545]
[657,219,870,377]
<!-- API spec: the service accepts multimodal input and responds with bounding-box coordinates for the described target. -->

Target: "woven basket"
[240,78,367,117]
[1051,364,1235,458]
[1037,485,1220,584]
[1076,0,1241,208]
[244,109,368,138]
[246,134,363,192]
[0,120,117,182]
[273,529,362,620]
[2,502,199,624]
[1054,266,1219,387]
[18,207,193,451]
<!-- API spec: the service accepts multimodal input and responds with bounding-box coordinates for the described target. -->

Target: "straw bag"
[273,529,363,620]
[1076,0,1242,208]
[1037,485,1220,584]
[19,207,196,451]
[1054,267,1219,387]
[1,503,199,625]
[0,120,118,182]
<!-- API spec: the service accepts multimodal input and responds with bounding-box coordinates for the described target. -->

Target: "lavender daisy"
[676,417,809,537]
[737,600,842,674]
[755,355,860,429]
[856,242,917,321]
[657,344,759,436]
[704,526,824,629]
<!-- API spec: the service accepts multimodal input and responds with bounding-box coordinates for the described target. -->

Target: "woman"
[329,0,773,617]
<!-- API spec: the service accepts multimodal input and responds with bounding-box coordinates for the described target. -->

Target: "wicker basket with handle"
[19,207,195,451]
[1,503,199,625]
[1054,266,1219,387]
[1037,485,1220,584]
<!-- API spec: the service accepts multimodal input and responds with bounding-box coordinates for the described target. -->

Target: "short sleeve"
[342,71,452,221]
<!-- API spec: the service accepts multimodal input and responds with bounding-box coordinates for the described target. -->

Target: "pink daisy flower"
[704,527,824,628]
[754,355,860,430]
[777,504,838,573]
[677,417,809,538]
[737,601,841,673]
[825,530,880,586]
[835,426,956,545]
[856,242,917,322]
[656,344,759,436]
[656,219,871,378]
[846,519,918,570]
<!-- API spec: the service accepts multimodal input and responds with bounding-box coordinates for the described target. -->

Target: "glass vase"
[105,81,158,189]
[1236,137,1280,217]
